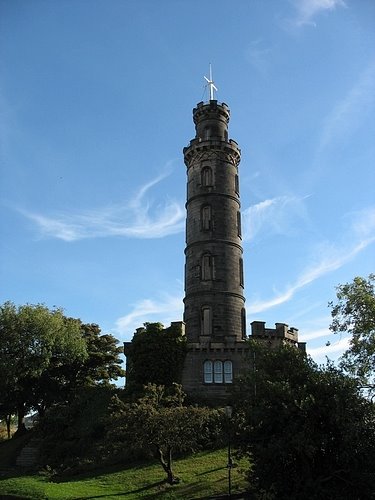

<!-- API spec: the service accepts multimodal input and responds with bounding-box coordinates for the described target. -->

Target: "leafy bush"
[38,385,117,471]
[105,384,223,483]
[231,342,375,499]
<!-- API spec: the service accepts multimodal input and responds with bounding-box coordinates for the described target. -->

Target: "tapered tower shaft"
[183,100,246,346]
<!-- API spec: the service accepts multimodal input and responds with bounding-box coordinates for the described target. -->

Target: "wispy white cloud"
[350,205,375,239]
[19,169,185,241]
[318,60,375,152]
[287,319,349,364]
[114,293,183,340]
[291,0,346,27]
[300,327,330,341]
[113,204,375,341]
[242,195,309,242]
[245,39,272,76]
[288,304,328,324]
[248,206,375,314]
[307,336,349,359]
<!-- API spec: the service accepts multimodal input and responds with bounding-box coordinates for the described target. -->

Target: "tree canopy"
[0,302,87,434]
[231,341,375,500]
[124,322,187,395]
[71,322,125,387]
[39,384,117,469]
[107,384,219,484]
[0,302,125,435]
[329,273,375,388]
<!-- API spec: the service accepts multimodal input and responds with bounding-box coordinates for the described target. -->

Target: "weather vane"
[204,64,218,101]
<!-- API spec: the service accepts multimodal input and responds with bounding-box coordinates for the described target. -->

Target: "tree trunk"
[5,414,11,439]
[166,446,178,484]
[156,445,178,484]
[14,404,27,436]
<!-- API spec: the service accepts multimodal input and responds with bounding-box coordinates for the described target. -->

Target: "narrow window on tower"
[201,205,212,231]
[239,258,244,287]
[201,167,213,187]
[201,306,212,335]
[241,308,247,339]
[234,174,239,194]
[224,360,233,383]
[214,360,223,383]
[203,360,213,383]
[201,253,215,280]
[194,265,201,278]
[237,211,242,238]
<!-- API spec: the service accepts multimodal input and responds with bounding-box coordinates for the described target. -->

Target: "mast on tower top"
[204,64,218,101]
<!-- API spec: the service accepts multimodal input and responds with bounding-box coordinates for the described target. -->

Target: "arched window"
[234,174,239,194]
[239,258,244,287]
[202,253,215,280]
[194,265,201,278]
[203,360,213,383]
[224,360,233,383]
[201,167,213,187]
[241,307,247,339]
[201,205,212,231]
[201,306,212,335]
[237,211,242,238]
[214,360,223,383]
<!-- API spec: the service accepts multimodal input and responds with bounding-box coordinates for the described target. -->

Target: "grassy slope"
[0,448,248,499]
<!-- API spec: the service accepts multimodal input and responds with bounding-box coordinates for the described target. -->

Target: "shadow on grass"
[143,482,205,499]
[73,480,166,499]
[50,461,140,483]
[143,482,252,500]
[196,466,226,476]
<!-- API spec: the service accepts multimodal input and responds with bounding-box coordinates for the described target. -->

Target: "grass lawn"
[0,448,249,499]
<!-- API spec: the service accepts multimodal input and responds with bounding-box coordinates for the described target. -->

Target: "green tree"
[107,384,219,484]
[31,323,125,416]
[124,322,187,395]
[0,302,87,434]
[72,323,125,387]
[329,273,375,388]
[231,342,375,500]
[39,384,117,469]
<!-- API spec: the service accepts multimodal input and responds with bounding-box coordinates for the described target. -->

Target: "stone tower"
[181,99,248,401]
[123,87,304,400]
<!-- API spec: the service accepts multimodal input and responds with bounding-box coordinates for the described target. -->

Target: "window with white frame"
[203,360,213,383]
[224,360,233,383]
[203,360,233,384]
[214,360,223,383]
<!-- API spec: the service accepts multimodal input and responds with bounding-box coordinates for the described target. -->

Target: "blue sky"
[1,0,374,366]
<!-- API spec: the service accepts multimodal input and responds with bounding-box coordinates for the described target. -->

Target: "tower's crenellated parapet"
[251,321,305,350]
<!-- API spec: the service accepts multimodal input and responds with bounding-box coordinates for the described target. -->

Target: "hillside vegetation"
[0,448,247,499]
